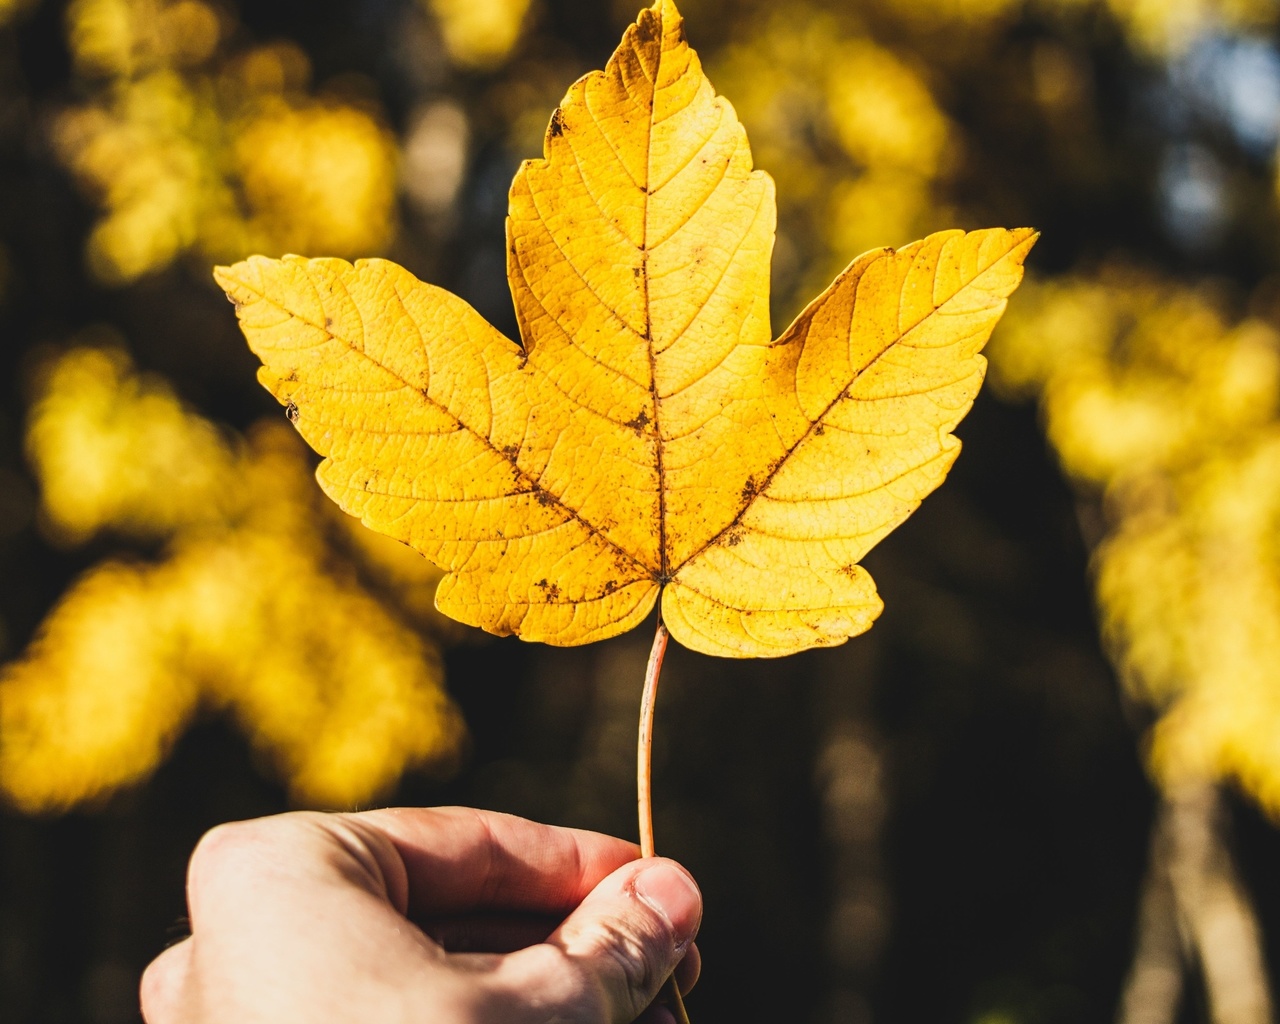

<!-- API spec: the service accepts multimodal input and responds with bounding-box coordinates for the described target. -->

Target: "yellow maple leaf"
[216,0,1035,659]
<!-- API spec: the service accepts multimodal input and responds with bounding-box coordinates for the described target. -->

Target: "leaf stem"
[637,615,691,1024]
[638,616,668,859]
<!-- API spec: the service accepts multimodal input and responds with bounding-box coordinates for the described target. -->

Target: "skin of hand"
[139,807,702,1024]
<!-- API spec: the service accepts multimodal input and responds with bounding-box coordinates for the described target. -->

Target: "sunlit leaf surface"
[218,0,1034,658]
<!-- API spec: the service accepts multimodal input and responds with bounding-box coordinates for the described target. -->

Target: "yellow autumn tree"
[0,0,37,27]
[990,269,1280,1024]
[992,271,1280,810]
[863,0,1275,54]
[54,0,399,282]
[0,344,464,812]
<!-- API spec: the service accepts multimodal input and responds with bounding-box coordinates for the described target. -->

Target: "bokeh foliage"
[4,344,462,810]
[993,274,1280,815]
[56,0,399,283]
[4,0,1280,1020]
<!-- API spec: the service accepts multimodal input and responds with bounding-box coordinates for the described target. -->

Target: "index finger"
[352,806,641,919]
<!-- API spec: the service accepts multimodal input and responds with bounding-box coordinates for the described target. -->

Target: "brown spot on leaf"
[501,443,520,460]
[324,317,333,330]
[814,423,825,436]
[549,109,565,137]
[741,476,757,502]
[623,408,651,435]
[285,401,300,424]
[535,578,562,601]
[838,563,861,580]
[533,487,556,507]
[725,529,744,547]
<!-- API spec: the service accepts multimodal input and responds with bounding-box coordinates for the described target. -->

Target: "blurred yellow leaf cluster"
[867,0,1275,54]
[54,0,399,283]
[0,0,39,28]
[991,273,1280,813]
[710,11,955,311]
[426,0,533,68]
[874,0,1275,53]
[26,338,235,545]
[1,345,464,812]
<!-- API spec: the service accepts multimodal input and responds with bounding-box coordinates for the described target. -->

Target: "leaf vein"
[649,101,725,194]
[672,236,1022,575]
[580,85,645,192]
[653,183,765,361]
[246,268,658,579]
[520,190,646,344]
[514,258,650,396]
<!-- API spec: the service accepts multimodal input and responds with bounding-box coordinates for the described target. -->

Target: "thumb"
[494,858,702,1024]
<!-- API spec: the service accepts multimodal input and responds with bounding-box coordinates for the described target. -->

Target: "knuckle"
[499,944,604,1021]
[186,817,278,893]
[137,962,167,1021]
[608,930,662,993]
[589,916,668,1015]
[322,816,400,899]
[139,943,188,1023]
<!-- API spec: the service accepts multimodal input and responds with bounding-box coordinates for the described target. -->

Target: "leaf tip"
[1011,226,1040,257]
[638,0,684,43]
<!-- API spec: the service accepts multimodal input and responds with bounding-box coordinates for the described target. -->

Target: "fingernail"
[632,862,702,950]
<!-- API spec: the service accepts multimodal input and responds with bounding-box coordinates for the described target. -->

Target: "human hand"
[140,807,701,1024]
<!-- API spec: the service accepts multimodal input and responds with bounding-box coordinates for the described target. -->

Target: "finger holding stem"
[637,615,691,1024]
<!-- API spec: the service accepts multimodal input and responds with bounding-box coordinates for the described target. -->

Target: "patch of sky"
[1170,34,1280,158]
[1157,142,1230,253]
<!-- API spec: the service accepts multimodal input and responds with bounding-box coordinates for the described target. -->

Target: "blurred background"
[3,0,1280,1021]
